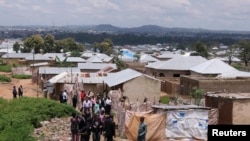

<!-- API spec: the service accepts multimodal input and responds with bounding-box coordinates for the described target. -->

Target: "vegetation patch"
[0,64,11,72]
[0,75,11,82]
[160,96,170,104]
[12,74,32,79]
[0,97,78,141]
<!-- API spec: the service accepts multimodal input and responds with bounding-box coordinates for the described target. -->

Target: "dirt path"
[0,72,43,100]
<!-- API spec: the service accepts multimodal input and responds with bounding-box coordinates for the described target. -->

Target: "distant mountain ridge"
[1,24,250,35]
[72,24,250,34]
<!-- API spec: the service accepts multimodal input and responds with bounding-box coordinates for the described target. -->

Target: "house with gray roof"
[139,54,159,63]
[86,56,103,63]
[43,53,65,60]
[78,63,117,73]
[145,56,207,77]
[25,54,53,65]
[48,71,109,95]
[37,67,81,87]
[104,68,161,103]
[190,58,237,76]
[81,51,114,63]
[2,53,33,65]
[57,57,86,66]
[155,52,182,61]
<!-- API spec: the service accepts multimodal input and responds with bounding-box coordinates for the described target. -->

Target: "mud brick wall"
[161,78,180,95]
[179,76,199,95]
[180,76,250,95]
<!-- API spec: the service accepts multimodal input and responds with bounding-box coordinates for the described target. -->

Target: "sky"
[1,0,250,31]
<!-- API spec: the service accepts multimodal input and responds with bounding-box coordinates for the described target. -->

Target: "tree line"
[11,33,250,66]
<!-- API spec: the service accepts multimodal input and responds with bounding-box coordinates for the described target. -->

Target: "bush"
[0,97,78,140]
[0,75,11,82]
[12,74,32,79]
[0,64,11,72]
[160,96,170,104]
[190,87,204,105]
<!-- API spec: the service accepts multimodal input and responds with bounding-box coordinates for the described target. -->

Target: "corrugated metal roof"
[78,63,117,70]
[190,58,236,74]
[57,57,86,63]
[38,67,80,74]
[43,53,65,59]
[103,68,142,87]
[30,62,49,67]
[216,69,250,78]
[48,72,108,84]
[140,54,159,63]
[86,56,103,63]
[2,53,33,58]
[147,56,207,70]
[25,54,52,61]
[156,52,182,59]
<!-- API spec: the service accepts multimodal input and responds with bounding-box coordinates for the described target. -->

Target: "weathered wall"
[180,76,250,95]
[205,96,233,124]
[179,76,199,95]
[123,75,161,103]
[233,100,250,124]
[161,78,180,95]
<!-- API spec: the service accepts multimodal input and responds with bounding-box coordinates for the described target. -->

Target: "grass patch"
[0,64,11,72]
[12,74,32,79]
[0,75,11,82]
[0,97,78,140]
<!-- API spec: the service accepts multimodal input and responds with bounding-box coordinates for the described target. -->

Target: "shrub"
[0,97,78,140]
[0,75,11,82]
[12,74,32,79]
[0,64,11,72]
[190,87,204,105]
[160,96,170,104]
[12,63,17,68]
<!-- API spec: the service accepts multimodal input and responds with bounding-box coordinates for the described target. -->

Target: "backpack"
[71,117,79,132]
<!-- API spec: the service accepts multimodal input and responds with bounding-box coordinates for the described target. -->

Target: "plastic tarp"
[166,109,208,140]
[48,72,68,83]
[125,110,166,141]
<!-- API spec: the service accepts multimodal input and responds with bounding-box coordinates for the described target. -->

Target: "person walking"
[12,86,17,99]
[103,115,116,141]
[70,113,80,141]
[18,85,23,97]
[137,116,147,141]
[72,94,78,109]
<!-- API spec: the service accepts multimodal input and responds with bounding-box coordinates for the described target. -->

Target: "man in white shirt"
[63,90,68,103]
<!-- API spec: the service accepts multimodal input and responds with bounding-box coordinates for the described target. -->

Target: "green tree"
[22,35,45,53]
[96,38,114,55]
[238,40,250,66]
[43,34,55,53]
[192,41,209,58]
[13,42,20,53]
[55,38,85,53]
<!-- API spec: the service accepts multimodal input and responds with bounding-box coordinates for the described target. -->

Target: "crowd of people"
[69,90,116,141]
